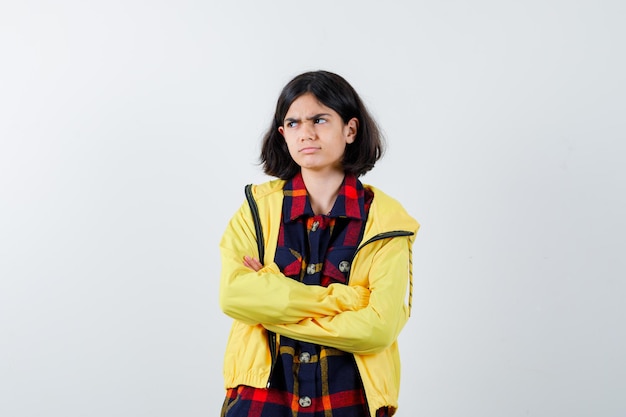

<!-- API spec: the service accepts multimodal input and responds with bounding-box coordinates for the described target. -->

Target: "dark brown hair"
[261,70,384,179]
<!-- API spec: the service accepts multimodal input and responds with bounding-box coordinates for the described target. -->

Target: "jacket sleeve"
[263,236,413,355]
[219,201,370,326]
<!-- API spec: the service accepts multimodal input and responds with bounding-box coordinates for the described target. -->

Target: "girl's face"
[278,93,357,176]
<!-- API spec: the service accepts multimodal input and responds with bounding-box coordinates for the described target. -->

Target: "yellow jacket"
[219,179,419,417]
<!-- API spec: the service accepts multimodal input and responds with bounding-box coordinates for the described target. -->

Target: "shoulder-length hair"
[261,70,384,179]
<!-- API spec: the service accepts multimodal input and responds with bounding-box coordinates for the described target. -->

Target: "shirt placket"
[296,214,331,412]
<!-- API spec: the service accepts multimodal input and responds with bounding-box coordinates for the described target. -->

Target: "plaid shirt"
[222,173,387,417]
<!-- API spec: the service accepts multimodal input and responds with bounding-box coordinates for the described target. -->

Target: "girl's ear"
[345,118,358,144]
[278,126,285,137]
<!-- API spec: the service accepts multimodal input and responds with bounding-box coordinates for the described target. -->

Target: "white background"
[1,1,625,416]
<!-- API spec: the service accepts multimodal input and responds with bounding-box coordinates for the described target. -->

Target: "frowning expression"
[278,93,358,175]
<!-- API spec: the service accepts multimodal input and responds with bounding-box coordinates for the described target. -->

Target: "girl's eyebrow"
[284,113,332,123]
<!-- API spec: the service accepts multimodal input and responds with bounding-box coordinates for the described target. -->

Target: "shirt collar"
[282,172,366,222]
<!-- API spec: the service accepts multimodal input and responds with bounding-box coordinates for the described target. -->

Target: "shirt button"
[299,352,311,363]
[299,396,312,408]
[311,221,319,232]
[306,264,316,275]
[338,260,351,273]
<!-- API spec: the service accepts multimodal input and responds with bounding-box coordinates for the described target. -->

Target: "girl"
[219,70,419,417]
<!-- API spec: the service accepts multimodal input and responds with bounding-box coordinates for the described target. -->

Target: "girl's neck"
[301,169,345,216]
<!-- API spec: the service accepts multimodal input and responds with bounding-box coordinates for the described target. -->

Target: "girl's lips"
[299,147,320,154]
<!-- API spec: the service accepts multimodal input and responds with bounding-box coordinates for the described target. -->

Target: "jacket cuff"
[328,283,370,311]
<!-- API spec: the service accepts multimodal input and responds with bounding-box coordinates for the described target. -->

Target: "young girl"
[219,70,419,417]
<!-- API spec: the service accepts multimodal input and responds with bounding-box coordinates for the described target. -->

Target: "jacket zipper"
[244,185,277,387]
[353,230,414,258]
[245,185,265,262]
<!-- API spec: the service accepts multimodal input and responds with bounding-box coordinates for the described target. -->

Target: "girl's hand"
[243,255,263,272]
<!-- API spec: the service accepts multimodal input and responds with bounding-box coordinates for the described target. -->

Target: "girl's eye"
[314,118,326,124]
[286,121,297,128]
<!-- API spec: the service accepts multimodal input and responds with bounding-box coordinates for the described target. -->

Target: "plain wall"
[1,1,625,416]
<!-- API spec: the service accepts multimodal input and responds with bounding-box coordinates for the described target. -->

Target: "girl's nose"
[299,121,315,141]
